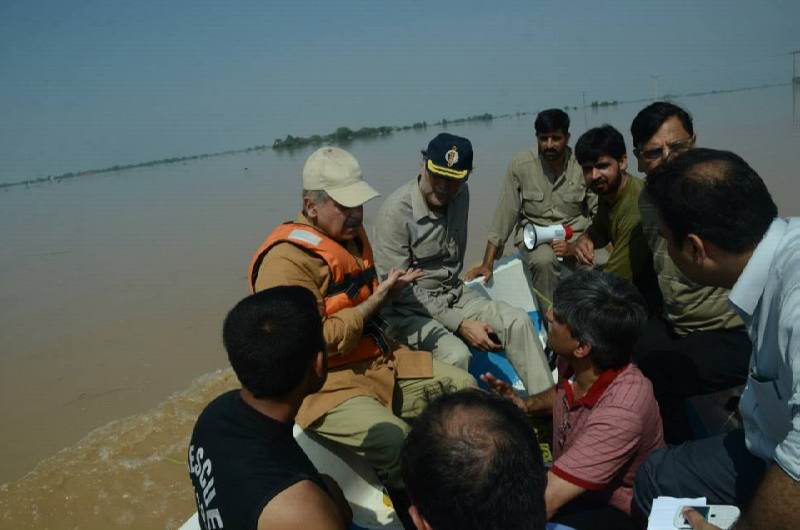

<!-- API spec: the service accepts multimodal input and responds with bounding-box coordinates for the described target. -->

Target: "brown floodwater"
[1,85,799,528]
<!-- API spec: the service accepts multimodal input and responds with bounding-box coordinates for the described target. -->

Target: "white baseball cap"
[302,147,380,207]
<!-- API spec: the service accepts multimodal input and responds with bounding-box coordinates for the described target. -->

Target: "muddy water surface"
[1,85,799,529]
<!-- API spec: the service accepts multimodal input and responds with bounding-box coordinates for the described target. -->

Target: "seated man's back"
[188,286,348,530]
[189,390,341,530]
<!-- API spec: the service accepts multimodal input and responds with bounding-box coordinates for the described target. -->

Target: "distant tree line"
[433,113,494,128]
[272,125,397,149]
[590,100,620,108]
[273,113,498,151]
[2,80,786,191]
[0,145,271,190]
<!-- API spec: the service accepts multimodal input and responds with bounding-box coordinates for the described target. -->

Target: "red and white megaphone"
[523,223,574,250]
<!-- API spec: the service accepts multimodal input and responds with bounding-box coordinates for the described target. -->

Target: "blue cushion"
[470,311,543,395]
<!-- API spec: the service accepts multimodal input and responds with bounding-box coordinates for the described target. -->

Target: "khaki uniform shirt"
[255,213,432,428]
[488,148,597,250]
[639,192,743,335]
[372,177,469,332]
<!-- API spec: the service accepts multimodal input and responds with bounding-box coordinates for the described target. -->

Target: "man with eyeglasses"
[372,133,554,395]
[484,270,664,530]
[631,102,752,444]
[633,148,800,530]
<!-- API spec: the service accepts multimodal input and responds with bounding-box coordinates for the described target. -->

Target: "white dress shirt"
[729,217,800,480]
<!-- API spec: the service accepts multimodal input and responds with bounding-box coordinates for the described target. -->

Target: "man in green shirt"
[466,109,596,311]
[572,125,659,311]
[630,102,751,444]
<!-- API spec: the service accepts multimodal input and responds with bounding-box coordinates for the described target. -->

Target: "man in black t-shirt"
[188,286,351,530]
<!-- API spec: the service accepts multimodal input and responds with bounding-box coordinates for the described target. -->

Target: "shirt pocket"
[521,188,547,217]
[741,375,791,456]
[412,239,445,266]
[556,187,585,217]
[445,230,461,264]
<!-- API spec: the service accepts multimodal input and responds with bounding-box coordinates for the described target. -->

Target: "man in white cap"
[247,146,476,527]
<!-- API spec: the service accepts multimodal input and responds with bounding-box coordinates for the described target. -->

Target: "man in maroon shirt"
[484,269,664,530]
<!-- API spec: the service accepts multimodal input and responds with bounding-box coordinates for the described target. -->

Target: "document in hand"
[647,496,707,530]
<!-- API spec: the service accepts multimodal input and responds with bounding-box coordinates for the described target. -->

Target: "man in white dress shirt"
[632,148,800,530]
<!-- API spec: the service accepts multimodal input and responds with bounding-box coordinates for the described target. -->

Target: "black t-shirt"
[188,390,326,530]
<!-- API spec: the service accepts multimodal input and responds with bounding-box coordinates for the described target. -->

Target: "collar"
[729,218,786,318]
[293,211,361,252]
[602,172,632,207]
[410,177,432,222]
[561,364,629,409]
[295,212,312,225]
[539,147,573,182]
[411,176,443,222]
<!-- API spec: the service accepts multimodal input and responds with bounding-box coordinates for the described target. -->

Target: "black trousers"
[551,499,638,530]
[634,316,751,444]
[633,429,767,515]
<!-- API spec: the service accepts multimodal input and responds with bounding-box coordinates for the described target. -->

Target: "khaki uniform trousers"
[519,240,610,311]
[310,359,476,488]
[519,242,562,311]
[386,288,553,395]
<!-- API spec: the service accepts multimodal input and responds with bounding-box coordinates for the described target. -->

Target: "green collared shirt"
[639,191,743,335]
[372,177,469,332]
[488,148,597,250]
[586,174,653,287]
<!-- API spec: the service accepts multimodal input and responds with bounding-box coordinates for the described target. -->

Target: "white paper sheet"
[647,496,708,530]
[464,255,538,314]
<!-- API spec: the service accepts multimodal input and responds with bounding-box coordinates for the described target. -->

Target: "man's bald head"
[401,389,546,530]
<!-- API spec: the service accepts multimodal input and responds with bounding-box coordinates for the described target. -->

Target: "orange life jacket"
[248,222,387,368]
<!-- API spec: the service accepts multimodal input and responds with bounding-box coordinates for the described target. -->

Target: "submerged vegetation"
[0,147,272,189]
[271,113,494,150]
[1,113,494,189]
[272,125,397,149]
[590,100,620,108]
[1,81,786,191]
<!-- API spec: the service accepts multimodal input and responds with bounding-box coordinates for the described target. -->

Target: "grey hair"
[302,189,330,204]
[552,269,646,371]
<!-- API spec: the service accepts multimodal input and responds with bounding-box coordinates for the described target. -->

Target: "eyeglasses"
[635,137,695,161]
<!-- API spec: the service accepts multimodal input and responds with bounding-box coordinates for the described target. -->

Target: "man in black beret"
[373,133,553,395]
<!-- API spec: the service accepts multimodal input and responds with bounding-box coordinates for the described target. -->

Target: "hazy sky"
[1,0,797,182]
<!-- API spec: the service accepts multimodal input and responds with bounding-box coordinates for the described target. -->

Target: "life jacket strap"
[327,267,378,299]
[364,314,391,354]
